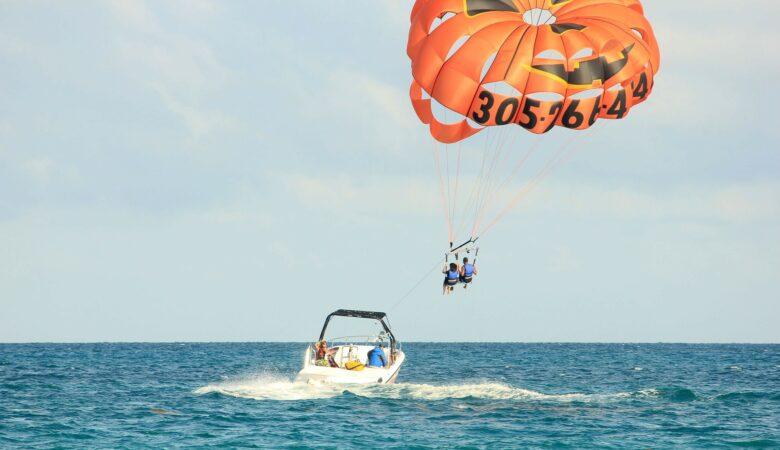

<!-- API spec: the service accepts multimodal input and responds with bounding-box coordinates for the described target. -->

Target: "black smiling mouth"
[531,44,635,86]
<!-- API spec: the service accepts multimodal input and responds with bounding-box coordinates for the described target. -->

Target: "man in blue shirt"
[367,344,387,368]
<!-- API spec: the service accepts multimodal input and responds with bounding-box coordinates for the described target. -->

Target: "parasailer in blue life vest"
[459,257,477,289]
[443,262,460,295]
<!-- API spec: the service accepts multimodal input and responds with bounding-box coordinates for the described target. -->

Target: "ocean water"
[1,343,778,449]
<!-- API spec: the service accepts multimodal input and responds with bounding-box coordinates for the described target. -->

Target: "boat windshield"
[324,334,391,347]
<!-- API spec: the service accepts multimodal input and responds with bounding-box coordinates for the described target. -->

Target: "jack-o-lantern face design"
[407,0,660,143]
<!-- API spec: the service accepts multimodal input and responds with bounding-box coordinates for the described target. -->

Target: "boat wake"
[194,373,663,403]
[194,373,347,401]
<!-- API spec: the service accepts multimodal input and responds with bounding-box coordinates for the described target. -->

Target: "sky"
[1,0,778,343]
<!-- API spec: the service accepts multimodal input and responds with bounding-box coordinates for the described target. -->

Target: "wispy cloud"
[292,68,419,156]
[107,0,237,141]
[284,170,780,226]
[284,173,438,217]
[547,245,582,273]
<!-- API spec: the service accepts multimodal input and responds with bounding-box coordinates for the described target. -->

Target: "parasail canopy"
[408,0,661,143]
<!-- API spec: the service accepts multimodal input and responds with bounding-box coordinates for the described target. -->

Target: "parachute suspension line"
[463,124,507,240]
[479,132,582,237]
[480,123,603,237]
[451,135,486,241]
[388,256,445,313]
[472,130,510,235]
[496,134,544,194]
[473,132,542,233]
[450,143,462,235]
[444,138,452,233]
[453,129,494,241]
[471,124,515,237]
[469,126,504,234]
[443,109,457,246]
[432,141,454,244]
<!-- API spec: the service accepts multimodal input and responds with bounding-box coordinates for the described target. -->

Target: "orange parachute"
[408,0,661,143]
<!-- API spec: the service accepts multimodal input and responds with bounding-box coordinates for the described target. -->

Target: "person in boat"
[315,340,339,368]
[459,257,477,289]
[315,340,327,360]
[366,343,387,368]
[442,262,460,294]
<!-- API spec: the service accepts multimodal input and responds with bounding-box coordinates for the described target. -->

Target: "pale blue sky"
[1,1,778,342]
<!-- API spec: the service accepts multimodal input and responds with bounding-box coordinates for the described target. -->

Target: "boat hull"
[296,351,405,385]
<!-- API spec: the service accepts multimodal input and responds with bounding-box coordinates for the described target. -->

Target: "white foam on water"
[636,388,661,397]
[195,374,657,403]
[194,373,347,401]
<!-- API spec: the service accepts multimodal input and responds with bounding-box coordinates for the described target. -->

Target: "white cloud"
[0,31,36,57]
[527,181,780,223]
[21,158,55,183]
[285,173,438,217]
[19,157,81,186]
[168,0,220,22]
[297,68,419,155]
[152,85,238,140]
[107,0,237,141]
[284,170,780,227]
[377,0,414,29]
[188,206,271,227]
[107,0,162,35]
[547,245,582,273]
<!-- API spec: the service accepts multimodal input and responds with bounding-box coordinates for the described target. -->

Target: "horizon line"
[2,341,778,345]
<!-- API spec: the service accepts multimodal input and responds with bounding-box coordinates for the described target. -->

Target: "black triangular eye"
[550,23,586,34]
[466,0,519,16]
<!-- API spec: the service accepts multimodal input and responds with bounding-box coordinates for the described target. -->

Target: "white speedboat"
[296,310,405,385]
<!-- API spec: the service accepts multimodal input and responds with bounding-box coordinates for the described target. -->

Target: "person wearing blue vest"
[459,257,478,289]
[442,262,460,295]
[367,344,387,368]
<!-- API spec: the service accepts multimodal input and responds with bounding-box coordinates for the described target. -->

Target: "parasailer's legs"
[443,279,457,295]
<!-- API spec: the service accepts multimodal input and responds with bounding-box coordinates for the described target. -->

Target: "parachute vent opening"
[480,53,497,81]
[631,28,644,41]
[570,88,603,100]
[527,91,564,102]
[429,12,456,34]
[466,117,486,129]
[522,8,556,26]
[570,48,594,60]
[536,49,565,60]
[483,81,521,97]
[446,35,471,61]
[431,98,465,125]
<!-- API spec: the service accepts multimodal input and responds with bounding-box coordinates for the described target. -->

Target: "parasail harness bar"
[446,237,479,263]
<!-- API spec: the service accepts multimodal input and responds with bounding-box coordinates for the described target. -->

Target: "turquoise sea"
[1,343,778,448]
